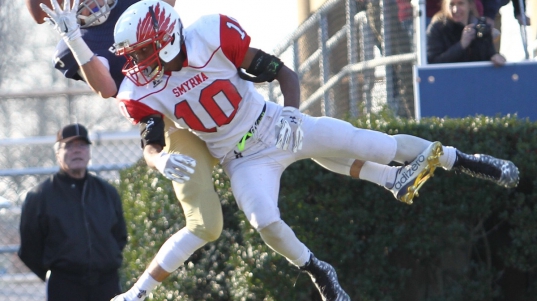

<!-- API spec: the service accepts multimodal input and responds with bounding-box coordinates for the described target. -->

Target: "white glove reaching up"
[41,0,81,41]
[41,0,94,66]
[155,152,197,183]
[275,107,304,153]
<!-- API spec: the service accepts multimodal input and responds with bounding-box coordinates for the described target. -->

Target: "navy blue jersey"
[54,0,138,89]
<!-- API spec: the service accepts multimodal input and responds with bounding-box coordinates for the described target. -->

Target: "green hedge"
[118,115,537,301]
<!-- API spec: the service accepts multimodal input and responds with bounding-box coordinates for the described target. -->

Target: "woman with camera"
[426,0,506,66]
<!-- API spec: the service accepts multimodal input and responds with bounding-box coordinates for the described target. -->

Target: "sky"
[175,0,299,52]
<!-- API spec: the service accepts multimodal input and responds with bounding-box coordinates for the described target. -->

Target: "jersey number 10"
[174,79,242,132]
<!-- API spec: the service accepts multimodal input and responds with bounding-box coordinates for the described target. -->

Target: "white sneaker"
[388,141,443,204]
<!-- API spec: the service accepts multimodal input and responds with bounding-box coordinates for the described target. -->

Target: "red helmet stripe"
[136,3,177,44]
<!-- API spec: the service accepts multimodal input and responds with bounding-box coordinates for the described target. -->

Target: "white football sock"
[123,271,159,301]
[359,161,398,188]
[439,146,457,170]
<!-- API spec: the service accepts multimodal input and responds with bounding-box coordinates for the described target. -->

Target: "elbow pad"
[238,50,284,83]
[139,116,166,148]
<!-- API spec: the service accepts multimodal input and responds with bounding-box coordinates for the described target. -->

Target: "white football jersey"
[117,14,267,159]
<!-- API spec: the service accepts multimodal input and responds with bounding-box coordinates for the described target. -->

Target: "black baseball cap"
[56,123,92,144]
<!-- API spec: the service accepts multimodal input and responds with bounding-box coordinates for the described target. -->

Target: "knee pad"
[185,207,223,242]
[187,218,223,242]
[258,220,286,243]
[174,182,223,242]
[312,158,354,176]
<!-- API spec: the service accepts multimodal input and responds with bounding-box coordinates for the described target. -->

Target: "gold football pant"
[163,118,221,242]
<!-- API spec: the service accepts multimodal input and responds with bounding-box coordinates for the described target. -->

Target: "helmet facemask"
[78,0,117,28]
[116,35,173,86]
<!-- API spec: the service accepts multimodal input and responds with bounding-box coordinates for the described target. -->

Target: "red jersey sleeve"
[117,99,163,125]
[219,14,251,68]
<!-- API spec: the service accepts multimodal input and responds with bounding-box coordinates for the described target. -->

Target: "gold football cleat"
[390,141,443,205]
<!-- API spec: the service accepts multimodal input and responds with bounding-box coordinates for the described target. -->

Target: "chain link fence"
[0,0,417,299]
[0,136,141,301]
[268,0,416,119]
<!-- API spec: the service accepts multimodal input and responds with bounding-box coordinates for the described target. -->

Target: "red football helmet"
[113,0,183,86]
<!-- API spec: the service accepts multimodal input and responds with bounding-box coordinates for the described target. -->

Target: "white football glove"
[41,0,95,65]
[40,0,81,41]
[155,152,196,184]
[275,107,304,153]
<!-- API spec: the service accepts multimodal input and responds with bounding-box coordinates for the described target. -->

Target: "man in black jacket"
[18,123,128,301]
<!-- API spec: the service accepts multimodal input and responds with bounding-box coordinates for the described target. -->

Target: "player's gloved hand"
[155,152,197,183]
[275,107,303,153]
[40,0,81,41]
[41,0,94,65]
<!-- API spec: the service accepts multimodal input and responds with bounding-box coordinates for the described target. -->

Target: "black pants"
[47,270,121,301]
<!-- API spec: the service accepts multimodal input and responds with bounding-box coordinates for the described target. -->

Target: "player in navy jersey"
[108,1,519,301]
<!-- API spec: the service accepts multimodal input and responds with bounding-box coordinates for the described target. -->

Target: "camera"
[475,17,491,38]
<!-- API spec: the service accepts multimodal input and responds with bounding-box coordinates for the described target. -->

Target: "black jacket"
[18,171,127,281]
[427,16,497,64]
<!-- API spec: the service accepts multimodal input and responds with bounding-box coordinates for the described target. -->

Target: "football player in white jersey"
[109,1,519,300]
[34,2,376,300]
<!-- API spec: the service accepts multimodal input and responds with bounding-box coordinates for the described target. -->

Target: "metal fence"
[0,0,417,299]
[268,0,417,118]
[0,83,145,300]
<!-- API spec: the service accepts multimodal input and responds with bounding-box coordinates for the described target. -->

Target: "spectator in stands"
[397,0,486,47]
[18,123,127,301]
[397,0,414,40]
[426,0,506,65]
[427,0,483,27]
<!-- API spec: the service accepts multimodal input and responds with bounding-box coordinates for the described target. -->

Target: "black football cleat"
[453,151,519,188]
[300,254,350,301]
